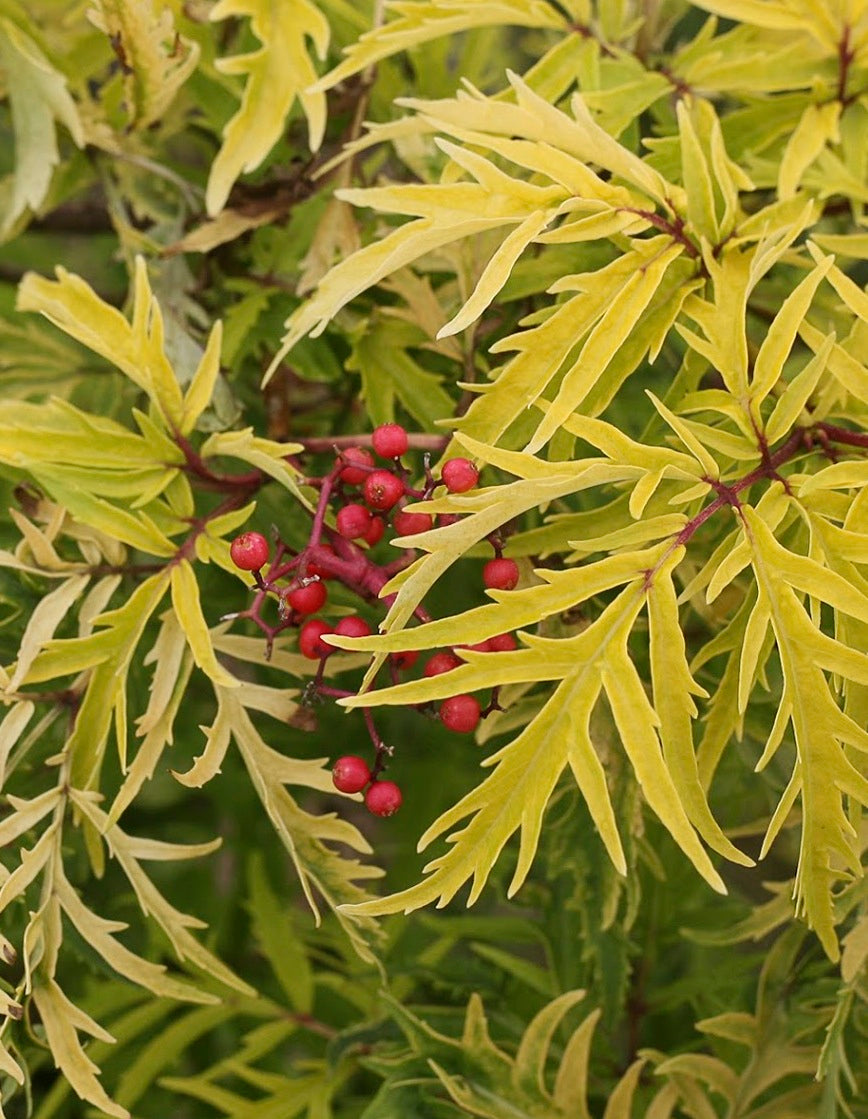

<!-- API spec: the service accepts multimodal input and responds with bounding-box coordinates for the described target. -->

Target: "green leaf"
[0,17,83,239]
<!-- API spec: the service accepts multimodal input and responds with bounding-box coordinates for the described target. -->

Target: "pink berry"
[339,447,374,485]
[364,470,404,511]
[393,509,434,536]
[336,503,372,540]
[365,780,402,817]
[441,458,478,493]
[334,615,372,639]
[483,557,520,591]
[440,694,481,733]
[488,632,517,652]
[287,580,327,615]
[299,618,333,659]
[230,531,269,572]
[423,651,461,677]
[364,515,385,546]
[332,755,372,794]
[372,423,409,459]
[390,649,419,671]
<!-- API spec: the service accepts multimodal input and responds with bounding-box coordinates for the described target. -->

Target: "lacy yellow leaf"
[206,0,329,215]
[17,258,185,426]
[87,0,199,129]
[170,561,238,688]
[311,0,566,92]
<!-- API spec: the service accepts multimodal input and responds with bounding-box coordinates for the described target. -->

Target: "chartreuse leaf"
[206,0,329,215]
[357,464,642,690]
[16,259,186,427]
[512,989,587,1100]
[179,322,223,436]
[0,17,84,239]
[31,974,128,1119]
[743,507,868,959]
[648,561,751,866]
[72,791,255,996]
[170,561,238,689]
[247,854,313,1013]
[749,253,833,414]
[311,0,567,92]
[87,0,199,129]
[53,864,217,1005]
[341,549,731,915]
[225,692,384,963]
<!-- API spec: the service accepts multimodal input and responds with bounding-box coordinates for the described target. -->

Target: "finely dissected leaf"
[54,866,217,1005]
[180,323,223,436]
[71,791,256,996]
[170,561,238,688]
[206,0,329,215]
[0,17,84,238]
[32,977,128,1119]
[5,574,89,691]
[744,507,868,958]
[648,563,751,865]
[311,0,567,91]
[0,700,35,790]
[16,259,187,427]
[87,0,199,129]
[512,989,586,1100]
[227,693,384,962]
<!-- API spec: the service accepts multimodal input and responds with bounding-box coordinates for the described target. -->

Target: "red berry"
[441,458,478,493]
[364,515,385,545]
[230,531,270,572]
[483,557,520,591]
[488,631,517,652]
[364,470,404,511]
[372,423,409,459]
[336,503,372,540]
[461,640,492,653]
[299,618,333,659]
[438,513,461,528]
[339,447,374,484]
[440,693,481,733]
[332,755,371,794]
[287,580,327,615]
[334,615,372,639]
[393,509,434,536]
[391,649,419,671]
[423,651,461,677]
[365,779,402,817]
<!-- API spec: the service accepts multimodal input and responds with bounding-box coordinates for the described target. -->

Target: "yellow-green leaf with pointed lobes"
[513,990,588,1100]
[180,323,223,436]
[648,562,752,866]
[0,18,84,239]
[170,561,238,688]
[525,241,684,452]
[677,99,719,242]
[54,867,218,1005]
[5,573,89,691]
[16,258,185,427]
[206,0,329,216]
[778,101,841,199]
[311,0,567,92]
[87,0,199,130]
[602,616,726,894]
[552,1007,600,1117]
[172,689,233,787]
[749,253,833,409]
[32,977,129,1119]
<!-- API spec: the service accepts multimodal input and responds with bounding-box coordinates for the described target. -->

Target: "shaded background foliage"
[0,0,867,1116]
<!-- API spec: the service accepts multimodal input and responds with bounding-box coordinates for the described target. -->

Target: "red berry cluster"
[227,424,521,818]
